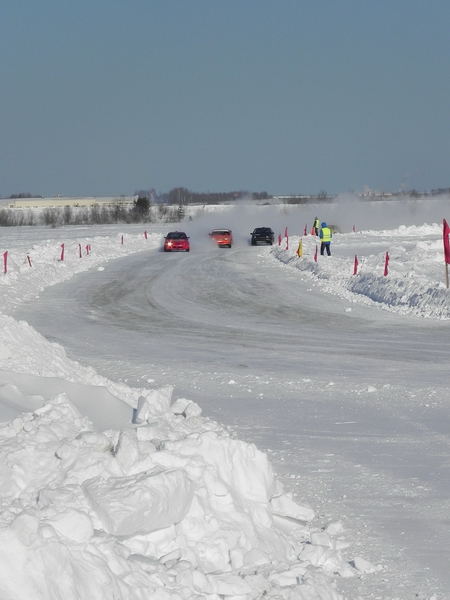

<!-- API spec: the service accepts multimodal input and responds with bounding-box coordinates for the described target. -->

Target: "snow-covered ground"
[1,197,449,599]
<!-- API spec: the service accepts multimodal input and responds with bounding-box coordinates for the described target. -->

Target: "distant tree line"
[159,187,272,205]
[9,193,43,199]
[134,187,271,205]
[429,188,450,196]
[0,200,187,228]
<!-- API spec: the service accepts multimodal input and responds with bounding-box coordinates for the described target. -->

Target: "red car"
[209,229,233,248]
[164,231,190,252]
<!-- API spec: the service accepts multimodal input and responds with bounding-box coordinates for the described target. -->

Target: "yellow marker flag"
[297,239,303,257]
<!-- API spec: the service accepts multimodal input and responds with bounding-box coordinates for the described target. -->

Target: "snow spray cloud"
[182,194,450,242]
[327,193,450,232]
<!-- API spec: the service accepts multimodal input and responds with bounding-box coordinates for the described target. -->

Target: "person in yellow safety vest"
[319,222,332,256]
[313,216,320,236]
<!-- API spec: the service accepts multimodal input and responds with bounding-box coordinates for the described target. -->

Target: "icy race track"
[11,221,450,599]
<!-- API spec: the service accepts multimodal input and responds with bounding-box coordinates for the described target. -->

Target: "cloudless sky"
[2,0,450,197]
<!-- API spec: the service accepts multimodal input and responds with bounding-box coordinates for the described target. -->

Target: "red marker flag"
[304,224,307,236]
[384,251,389,276]
[314,245,318,262]
[353,255,358,275]
[284,227,288,238]
[352,224,356,232]
[3,251,7,274]
[443,219,450,288]
[60,243,65,262]
[443,219,450,263]
[278,234,282,245]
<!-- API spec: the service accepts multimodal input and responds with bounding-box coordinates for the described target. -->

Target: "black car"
[250,227,275,245]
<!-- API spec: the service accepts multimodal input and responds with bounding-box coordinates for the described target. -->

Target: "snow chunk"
[271,493,315,523]
[47,509,94,543]
[83,467,195,536]
[298,543,345,574]
[170,397,202,418]
[243,547,271,566]
[165,431,279,504]
[310,532,333,547]
[268,563,307,586]
[207,572,252,595]
[324,520,344,535]
[113,429,141,469]
[351,556,382,573]
[10,512,42,547]
[133,385,174,422]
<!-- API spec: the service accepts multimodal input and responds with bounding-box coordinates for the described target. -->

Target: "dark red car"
[164,231,190,252]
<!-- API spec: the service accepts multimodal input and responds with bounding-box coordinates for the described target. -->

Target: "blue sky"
[1,0,450,197]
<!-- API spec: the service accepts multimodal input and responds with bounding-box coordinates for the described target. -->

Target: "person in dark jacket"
[319,222,332,256]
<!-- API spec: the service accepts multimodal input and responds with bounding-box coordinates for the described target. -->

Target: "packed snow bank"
[0,370,352,599]
[271,223,450,319]
[0,229,361,599]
